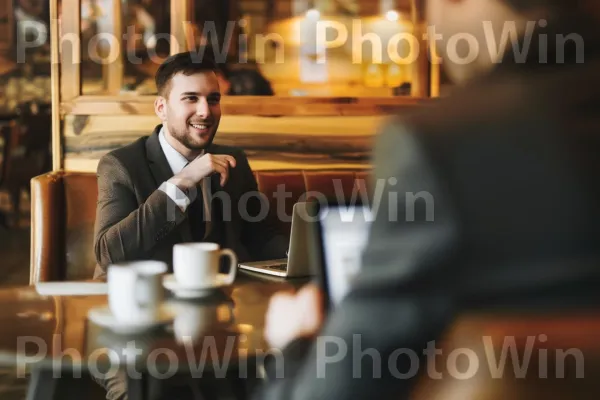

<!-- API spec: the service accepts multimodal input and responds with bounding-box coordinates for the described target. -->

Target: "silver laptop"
[238,201,318,278]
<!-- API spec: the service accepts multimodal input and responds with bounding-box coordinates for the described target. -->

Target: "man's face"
[157,71,222,151]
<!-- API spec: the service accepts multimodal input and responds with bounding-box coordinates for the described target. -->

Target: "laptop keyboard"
[265,263,287,271]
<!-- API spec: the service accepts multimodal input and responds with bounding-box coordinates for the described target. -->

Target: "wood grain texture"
[65,133,373,161]
[61,95,430,116]
[62,113,385,171]
[106,0,123,94]
[64,156,370,172]
[0,0,13,51]
[63,114,389,136]
[50,0,62,171]
[410,0,429,98]
[60,0,81,101]
[60,97,427,172]
[171,0,194,54]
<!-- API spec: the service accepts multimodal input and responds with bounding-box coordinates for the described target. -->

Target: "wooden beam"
[50,0,62,171]
[171,0,194,54]
[60,0,81,101]
[61,95,429,116]
[64,156,370,173]
[65,131,372,158]
[62,113,376,169]
[410,0,429,97]
[360,0,380,15]
[0,0,13,51]
[106,0,123,94]
[430,50,441,97]
[63,114,388,137]
[63,114,376,171]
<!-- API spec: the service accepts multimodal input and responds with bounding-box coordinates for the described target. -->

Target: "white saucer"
[88,306,174,335]
[163,274,230,299]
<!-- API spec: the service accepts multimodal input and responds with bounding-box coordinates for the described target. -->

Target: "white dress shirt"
[158,127,212,238]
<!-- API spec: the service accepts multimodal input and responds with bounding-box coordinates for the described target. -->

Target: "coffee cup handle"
[135,277,150,310]
[219,249,237,285]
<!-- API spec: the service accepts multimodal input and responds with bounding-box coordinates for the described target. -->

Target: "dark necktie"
[187,184,206,242]
[183,159,205,242]
[182,158,213,242]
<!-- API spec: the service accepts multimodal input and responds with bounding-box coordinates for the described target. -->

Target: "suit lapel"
[146,125,193,243]
[146,125,174,186]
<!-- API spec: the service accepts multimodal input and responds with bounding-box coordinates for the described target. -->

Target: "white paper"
[35,282,108,296]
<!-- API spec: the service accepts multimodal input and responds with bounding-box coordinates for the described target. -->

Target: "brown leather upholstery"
[256,169,372,237]
[411,314,600,399]
[30,168,371,283]
[30,171,99,283]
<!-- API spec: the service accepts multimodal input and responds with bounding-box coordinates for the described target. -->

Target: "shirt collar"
[158,126,191,175]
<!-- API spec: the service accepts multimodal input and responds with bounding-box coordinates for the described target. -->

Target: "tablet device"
[313,202,373,310]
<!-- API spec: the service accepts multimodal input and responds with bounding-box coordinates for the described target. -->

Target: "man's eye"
[184,96,197,102]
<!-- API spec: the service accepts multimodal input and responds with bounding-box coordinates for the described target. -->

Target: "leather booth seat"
[29,168,371,283]
[411,314,600,400]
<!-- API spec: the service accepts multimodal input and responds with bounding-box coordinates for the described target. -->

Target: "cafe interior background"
[0,0,439,396]
[0,0,445,278]
[0,0,599,399]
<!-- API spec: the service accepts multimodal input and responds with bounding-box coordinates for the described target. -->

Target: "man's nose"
[195,98,210,118]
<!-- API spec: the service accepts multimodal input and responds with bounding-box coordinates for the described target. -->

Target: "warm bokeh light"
[306,8,320,21]
[385,10,400,22]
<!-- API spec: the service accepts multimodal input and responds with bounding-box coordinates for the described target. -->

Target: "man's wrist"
[169,175,195,192]
[168,175,201,201]
[159,181,191,212]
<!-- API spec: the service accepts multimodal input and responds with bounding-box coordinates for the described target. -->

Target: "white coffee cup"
[107,260,167,324]
[173,243,237,288]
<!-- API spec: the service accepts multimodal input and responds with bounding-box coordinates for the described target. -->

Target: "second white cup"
[107,260,167,324]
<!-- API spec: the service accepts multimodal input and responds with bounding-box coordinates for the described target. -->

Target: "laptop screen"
[317,204,373,307]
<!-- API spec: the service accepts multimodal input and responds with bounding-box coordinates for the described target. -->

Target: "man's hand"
[264,283,325,349]
[170,153,237,190]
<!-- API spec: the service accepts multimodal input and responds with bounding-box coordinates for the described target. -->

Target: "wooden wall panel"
[60,0,81,101]
[62,95,426,116]
[0,0,13,52]
[62,114,388,172]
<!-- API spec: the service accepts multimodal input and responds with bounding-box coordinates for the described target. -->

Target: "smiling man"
[92,51,287,280]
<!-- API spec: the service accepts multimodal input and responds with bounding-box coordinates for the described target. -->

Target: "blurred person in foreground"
[257,0,600,398]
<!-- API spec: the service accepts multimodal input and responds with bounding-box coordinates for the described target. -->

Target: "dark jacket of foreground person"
[255,17,600,400]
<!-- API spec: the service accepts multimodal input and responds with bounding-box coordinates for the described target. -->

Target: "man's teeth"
[191,124,208,129]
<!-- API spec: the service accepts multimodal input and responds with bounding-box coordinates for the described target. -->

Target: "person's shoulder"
[209,143,246,158]
[372,79,517,163]
[98,136,150,172]
[405,64,578,139]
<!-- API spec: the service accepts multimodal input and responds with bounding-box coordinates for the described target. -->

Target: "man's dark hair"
[155,51,218,97]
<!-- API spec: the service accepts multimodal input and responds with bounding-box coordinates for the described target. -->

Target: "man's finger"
[213,164,229,186]
[219,155,236,168]
[210,157,231,171]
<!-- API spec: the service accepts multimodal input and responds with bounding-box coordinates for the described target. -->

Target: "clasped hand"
[171,153,237,190]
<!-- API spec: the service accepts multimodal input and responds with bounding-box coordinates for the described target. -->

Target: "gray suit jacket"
[93,125,287,279]
[255,17,600,400]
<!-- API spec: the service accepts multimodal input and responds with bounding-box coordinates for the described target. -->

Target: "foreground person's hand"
[264,283,325,349]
